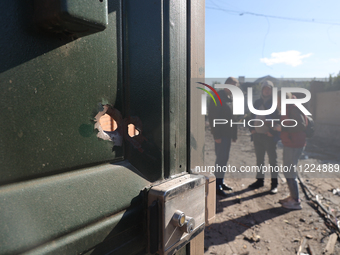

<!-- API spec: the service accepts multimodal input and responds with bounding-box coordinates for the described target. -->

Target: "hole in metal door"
[99,114,118,132]
[128,124,140,137]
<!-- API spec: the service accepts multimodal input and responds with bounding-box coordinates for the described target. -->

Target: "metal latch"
[147,174,205,255]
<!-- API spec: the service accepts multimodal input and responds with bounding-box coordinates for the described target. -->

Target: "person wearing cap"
[208,77,238,197]
[248,80,280,194]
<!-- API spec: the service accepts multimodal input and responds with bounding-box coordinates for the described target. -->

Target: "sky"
[205,0,340,79]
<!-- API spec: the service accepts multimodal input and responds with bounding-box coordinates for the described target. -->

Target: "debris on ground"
[332,188,340,196]
[204,127,340,255]
[324,233,338,255]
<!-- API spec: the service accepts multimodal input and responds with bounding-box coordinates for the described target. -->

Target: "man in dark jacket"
[248,80,280,194]
[208,77,238,196]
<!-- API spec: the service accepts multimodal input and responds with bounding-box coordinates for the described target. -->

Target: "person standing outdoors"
[273,91,306,210]
[208,77,238,197]
[248,80,280,194]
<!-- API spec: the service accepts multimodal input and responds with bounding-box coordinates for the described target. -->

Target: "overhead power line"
[206,6,340,26]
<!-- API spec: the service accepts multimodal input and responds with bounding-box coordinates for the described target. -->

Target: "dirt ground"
[203,125,340,255]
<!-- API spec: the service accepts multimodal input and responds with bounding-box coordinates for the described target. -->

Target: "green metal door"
[0,0,193,254]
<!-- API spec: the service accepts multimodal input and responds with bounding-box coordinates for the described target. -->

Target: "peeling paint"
[94,105,112,141]
[94,104,149,153]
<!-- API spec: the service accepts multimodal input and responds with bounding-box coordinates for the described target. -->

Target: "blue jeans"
[283,147,304,201]
[214,137,231,186]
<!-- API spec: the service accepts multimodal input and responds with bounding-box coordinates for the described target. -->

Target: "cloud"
[260,50,313,67]
[330,58,340,63]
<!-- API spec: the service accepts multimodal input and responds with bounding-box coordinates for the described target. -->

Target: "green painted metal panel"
[23,206,145,255]
[0,0,193,254]
[61,0,108,27]
[0,162,149,254]
[34,0,108,36]
[0,0,121,184]
[123,0,164,181]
